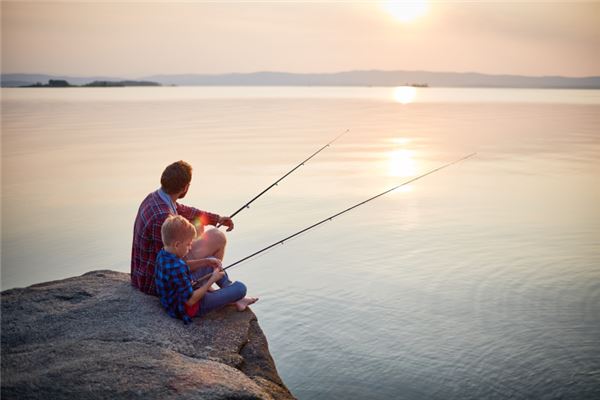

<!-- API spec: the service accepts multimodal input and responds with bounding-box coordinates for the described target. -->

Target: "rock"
[1,270,295,400]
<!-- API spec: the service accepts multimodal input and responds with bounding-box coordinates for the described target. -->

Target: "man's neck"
[159,188,179,204]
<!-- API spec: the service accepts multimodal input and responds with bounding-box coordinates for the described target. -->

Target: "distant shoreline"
[3,70,599,89]
[17,79,161,88]
[5,85,600,91]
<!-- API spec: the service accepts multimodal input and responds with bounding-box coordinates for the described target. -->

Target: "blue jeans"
[190,266,247,316]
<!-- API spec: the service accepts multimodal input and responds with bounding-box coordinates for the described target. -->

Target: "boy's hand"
[210,267,225,283]
[204,258,222,269]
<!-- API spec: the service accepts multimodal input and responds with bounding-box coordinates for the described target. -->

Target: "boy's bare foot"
[235,297,258,312]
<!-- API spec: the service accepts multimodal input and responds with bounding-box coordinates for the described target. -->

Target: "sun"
[383,0,429,23]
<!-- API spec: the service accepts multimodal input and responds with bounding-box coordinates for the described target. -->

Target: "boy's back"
[155,248,195,323]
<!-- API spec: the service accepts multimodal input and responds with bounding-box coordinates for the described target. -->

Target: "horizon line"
[3,69,600,80]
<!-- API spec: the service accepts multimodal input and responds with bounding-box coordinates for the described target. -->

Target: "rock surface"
[1,270,294,400]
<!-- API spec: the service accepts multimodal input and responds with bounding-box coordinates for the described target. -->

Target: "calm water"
[2,87,600,399]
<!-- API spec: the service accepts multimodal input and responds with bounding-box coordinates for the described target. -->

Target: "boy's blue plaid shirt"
[155,249,194,324]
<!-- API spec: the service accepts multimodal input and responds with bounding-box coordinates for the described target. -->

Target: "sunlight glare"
[388,149,417,177]
[391,137,412,146]
[383,1,429,23]
[393,86,417,104]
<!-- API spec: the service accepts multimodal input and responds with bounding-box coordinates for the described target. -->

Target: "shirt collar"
[159,248,178,259]
[158,188,178,215]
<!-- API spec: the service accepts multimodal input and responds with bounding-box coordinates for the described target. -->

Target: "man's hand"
[203,257,222,269]
[218,216,234,232]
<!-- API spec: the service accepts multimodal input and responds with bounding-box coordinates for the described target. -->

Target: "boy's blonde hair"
[161,215,196,246]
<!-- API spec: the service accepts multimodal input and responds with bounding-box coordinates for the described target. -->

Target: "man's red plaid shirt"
[131,190,219,295]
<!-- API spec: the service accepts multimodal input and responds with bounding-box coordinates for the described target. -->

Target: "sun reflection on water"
[393,86,417,104]
[388,148,417,178]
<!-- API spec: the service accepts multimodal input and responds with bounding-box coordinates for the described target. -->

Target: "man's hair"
[161,161,192,195]
[161,215,196,246]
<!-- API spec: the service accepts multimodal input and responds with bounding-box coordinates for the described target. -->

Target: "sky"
[1,1,599,78]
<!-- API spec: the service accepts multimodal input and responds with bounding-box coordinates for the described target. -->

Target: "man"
[131,160,234,295]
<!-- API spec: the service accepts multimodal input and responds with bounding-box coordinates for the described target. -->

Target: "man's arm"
[176,203,220,227]
[176,203,235,232]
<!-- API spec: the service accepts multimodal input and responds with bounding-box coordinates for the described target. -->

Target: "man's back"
[131,190,170,295]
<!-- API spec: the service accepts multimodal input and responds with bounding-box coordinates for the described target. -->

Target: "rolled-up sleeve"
[176,203,220,227]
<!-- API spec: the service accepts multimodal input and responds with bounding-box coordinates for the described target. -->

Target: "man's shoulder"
[139,190,161,207]
[138,191,170,219]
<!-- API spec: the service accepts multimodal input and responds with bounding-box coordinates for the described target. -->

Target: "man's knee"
[204,228,227,248]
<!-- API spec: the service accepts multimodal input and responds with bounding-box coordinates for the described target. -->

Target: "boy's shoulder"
[156,250,190,276]
[155,251,191,290]
[156,249,185,266]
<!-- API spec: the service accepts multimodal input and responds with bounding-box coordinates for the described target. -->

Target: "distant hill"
[82,80,160,87]
[4,76,161,88]
[143,71,600,89]
[1,74,128,87]
[3,71,600,89]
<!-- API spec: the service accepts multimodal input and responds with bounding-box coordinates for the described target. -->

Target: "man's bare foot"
[235,297,258,312]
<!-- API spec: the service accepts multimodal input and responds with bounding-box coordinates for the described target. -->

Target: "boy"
[155,215,257,323]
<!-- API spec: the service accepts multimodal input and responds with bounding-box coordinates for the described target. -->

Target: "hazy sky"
[2,1,599,78]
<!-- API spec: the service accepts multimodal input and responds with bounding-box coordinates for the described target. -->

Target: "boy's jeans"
[190,266,247,316]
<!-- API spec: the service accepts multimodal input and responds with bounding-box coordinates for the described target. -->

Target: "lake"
[2,86,599,399]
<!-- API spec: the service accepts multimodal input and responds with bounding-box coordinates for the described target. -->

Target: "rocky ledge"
[1,270,294,400]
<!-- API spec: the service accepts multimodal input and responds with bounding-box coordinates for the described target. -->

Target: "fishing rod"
[217,129,349,227]
[195,152,476,283]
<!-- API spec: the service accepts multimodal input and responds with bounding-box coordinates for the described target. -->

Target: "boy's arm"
[186,258,222,272]
[185,268,225,307]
